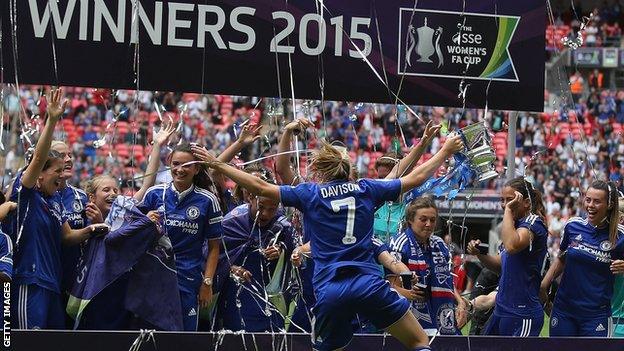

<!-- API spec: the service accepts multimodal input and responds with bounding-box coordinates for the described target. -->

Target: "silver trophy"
[457,122,499,182]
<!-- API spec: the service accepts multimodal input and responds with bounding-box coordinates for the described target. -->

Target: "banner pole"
[506,111,519,180]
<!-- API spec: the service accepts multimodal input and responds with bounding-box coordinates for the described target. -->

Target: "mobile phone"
[478,243,490,255]
[400,272,414,290]
[415,282,428,291]
[91,223,111,237]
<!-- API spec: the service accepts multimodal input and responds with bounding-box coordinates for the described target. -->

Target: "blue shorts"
[550,308,613,337]
[180,290,199,331]
[11,284,64,329]
[483,313,543,337]
[311,272,409,351]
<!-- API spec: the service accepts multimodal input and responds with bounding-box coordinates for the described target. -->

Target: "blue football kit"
[59,185,88,294]
[141,183,223,331]
[280,178,411,351]
[550,217,624,337]
[9,175,67,329]
[216,203,294,331]
[484,214,548,337]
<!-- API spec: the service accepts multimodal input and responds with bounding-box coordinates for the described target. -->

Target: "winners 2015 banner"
[0,0,545,111]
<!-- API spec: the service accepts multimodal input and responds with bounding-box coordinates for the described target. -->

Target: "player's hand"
[505,191,523,213]
[291,247,304,267]
[611,259,624,274]
[263,245,281,261]
[467,239,481,255]
[455,299,469,329]
[406,286,426,302]
[199,284,213,309]
[231,265,252,283]
[85,202,104,224]
[441,134,464,155]
[237,124,262,146]
[146,210,161,223]
[45,87,68,121]
[420,121,441,146]
[190,145,217,165]
[284,118,315,136]
[153,121,177,147]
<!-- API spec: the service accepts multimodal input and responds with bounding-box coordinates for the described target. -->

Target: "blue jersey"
[0,230,13,280]
[554,217,624,318]
[140,184,223,293]
[279,179,401,286]
[10,177,67,293]
[59,185,88,293]
[496,214,548,318]
[60,185,88,229]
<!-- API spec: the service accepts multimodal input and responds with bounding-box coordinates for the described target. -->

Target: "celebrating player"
[541,180,624,337]
[214,165,294,332]
[140,143,224,331]
[74,122,176,329]
[467,177,548,336]
[192,135,463,351]
[388,197,461,335]
[8,88,108,329]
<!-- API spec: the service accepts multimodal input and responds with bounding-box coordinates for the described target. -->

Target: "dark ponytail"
[505,177,547,225]
[589,180,620,246]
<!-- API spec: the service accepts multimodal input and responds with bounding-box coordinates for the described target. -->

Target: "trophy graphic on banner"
[456,122,499,182]
[406,17,444,68]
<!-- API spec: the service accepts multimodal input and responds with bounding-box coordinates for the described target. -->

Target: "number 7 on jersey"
[331,197,356,245]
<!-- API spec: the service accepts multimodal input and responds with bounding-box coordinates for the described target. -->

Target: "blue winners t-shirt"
[140,183,224,294]
[495,214,548,318]
[279,179,401,287]
[10,176,67,293]
[554,217,624,318]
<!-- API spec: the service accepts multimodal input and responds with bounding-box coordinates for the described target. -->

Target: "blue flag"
[67,196,183,330]
[125,233,183,331]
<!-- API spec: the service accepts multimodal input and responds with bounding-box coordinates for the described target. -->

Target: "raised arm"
[276,119,314,185]
[191,145,280,201]
[386,121,440,179]
[133,122,176,202]
[500,192,533,254]
[399,135,464,193]
[21,88,67,189]
[217,124,262,163]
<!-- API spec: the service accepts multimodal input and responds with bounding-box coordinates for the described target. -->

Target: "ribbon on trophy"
[404,122,498,202]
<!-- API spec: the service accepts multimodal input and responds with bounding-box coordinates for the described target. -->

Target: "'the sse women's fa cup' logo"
[406,17,444,68]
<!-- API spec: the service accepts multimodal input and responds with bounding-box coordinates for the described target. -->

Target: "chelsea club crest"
[72,200,83,212]
[436,303,456,334]
[186,206,200,220]
[600,240,613,251]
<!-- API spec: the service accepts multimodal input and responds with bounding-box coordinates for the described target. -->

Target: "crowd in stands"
[547,2,623,50]
[2,77,624,265]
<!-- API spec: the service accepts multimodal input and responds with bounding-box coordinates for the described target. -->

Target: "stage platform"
[6,331,624,351]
